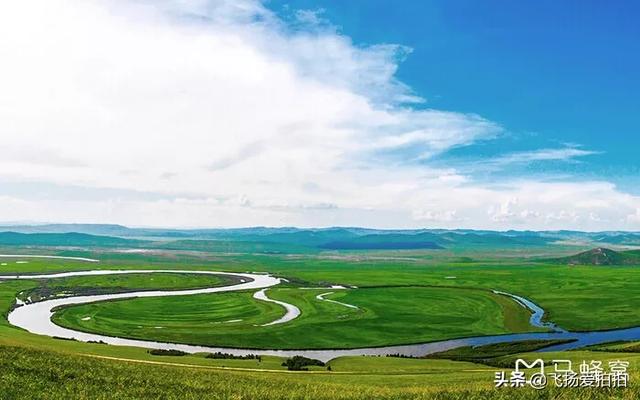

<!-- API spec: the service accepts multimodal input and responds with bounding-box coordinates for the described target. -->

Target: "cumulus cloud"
[0,0,638,230]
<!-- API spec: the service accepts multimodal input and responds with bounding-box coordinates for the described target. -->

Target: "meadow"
[1,343,640,399]
[8,246,640,332]
[53,286,536,349]
[1,239,640,399]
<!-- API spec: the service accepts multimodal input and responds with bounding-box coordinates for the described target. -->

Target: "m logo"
[515,359,545,374]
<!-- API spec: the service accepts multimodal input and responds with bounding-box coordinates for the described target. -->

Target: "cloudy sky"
[1,0,639,230]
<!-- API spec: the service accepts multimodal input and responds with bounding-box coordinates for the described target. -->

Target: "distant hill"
[1,224,640,253]
[319,236,444,250]
[0,232,141,247]
[436,232,552,247]
[556,248,640,266]
[595,233,640,245]
[0,224,133,236]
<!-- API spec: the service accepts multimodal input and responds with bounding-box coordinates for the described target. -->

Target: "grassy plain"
[53,291,283,345]
[1,344,640,399]
[230,256,640,332]
[1,250,640,399]
[47,272,230,291]
[53,286,536,349]
[4,250,640,332]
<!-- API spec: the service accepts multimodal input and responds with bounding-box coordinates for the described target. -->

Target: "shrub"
[281,356,325,371]
[147,349,187,356]
[204,352,261,361]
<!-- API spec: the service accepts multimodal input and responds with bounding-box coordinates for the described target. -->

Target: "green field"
[1,242,640,399]
[1,343,640,399]
[53,286,536,349]
[252,260,640,332]
[46,272,231,291]
[7,249,640,332]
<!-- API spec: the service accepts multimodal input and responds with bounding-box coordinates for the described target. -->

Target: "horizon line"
[0,222,639,235]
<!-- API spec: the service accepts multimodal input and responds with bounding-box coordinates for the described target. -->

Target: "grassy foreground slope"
[53,286,536,349]
[1,344,640,399]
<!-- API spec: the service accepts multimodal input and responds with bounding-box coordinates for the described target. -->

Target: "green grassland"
[425,339,576,366]
[0,344,507,399]
[52,291,285,345]
[1,247,640,399]
[2,343,640,399]
[245,258,640,332]
[47,272,231,291]
[53,286,536,349]
[582,341,640,353]
[4,251,640,332]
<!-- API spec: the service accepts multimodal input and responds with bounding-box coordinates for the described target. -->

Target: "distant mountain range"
[0,224,639,253]
[0,232,140,247]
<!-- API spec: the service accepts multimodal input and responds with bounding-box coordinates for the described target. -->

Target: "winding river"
[252,288,301,326]
[316,292,359,310]
[3,260,640,362]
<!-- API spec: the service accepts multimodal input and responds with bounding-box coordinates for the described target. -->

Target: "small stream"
[492,290,565,332]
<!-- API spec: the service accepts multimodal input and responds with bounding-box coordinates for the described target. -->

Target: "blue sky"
[270,0,640,190]
[0,0,639,230]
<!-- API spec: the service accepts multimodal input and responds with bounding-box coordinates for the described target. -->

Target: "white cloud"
[628,209,640,224]
[293,9,328,27]
[0,0,639,230]
[489,147,599,166]
[413,209,463,223]
[488,197,519,222]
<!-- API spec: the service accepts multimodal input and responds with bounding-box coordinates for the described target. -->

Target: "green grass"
[250,259,640,332]
[581,341,640,353]
[6,251,640,333]
[328,355,493,373]
[1,344,640,399]
[46,257,640,346]
[52,291,284,345]
[426,339,576,366]
[48,273,230,291]
[53,286,537,349]
[2,250,640,398]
